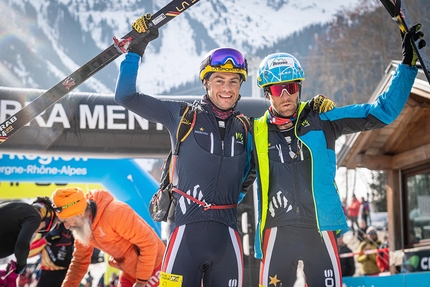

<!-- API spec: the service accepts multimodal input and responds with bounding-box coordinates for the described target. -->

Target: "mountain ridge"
[0,0,359,95]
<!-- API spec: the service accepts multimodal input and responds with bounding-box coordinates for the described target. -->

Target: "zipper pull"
[276,144,284,163]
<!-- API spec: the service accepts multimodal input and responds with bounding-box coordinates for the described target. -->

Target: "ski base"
[0,0,201,144]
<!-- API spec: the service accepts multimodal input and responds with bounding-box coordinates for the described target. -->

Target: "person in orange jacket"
[51,187,165,287]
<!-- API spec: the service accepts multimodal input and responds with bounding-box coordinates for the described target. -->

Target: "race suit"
[253,63,417,286]
[29,223,74,287]
[115,52,255,287]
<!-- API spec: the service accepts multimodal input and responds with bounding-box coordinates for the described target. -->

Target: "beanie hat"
[52,187,87,218]
[366,226,377,235]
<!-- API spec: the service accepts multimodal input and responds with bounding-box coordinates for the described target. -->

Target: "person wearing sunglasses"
[0,197,56,278]
[115,24,255,286]
[51,187,165,287]
[253,26,423,287]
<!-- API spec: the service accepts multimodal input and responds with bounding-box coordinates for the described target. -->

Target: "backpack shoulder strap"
[236,114,250,137]
[176,104,197,144]
[160,103,197,185]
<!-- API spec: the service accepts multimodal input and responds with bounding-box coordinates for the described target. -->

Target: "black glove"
[128,13,159,57]
[14,265,25,275]
[45,228,61,243]
[402,24,426,66]
[128,26,159,57]
[309,94,335,113]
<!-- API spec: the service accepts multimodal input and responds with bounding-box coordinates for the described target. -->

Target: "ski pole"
[0,268,15,281]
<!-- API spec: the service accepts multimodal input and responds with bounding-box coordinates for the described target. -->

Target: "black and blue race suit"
[115,52,255,287]
[253,63,418,287]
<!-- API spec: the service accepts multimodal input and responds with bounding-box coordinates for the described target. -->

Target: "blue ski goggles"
[200,48,248,81]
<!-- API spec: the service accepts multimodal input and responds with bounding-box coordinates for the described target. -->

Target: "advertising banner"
[0,87,267,157]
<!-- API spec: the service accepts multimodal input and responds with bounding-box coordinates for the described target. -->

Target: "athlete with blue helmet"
[253,28,422,286]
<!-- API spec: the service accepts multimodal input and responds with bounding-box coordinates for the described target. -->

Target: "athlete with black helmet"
[0,197,56,277]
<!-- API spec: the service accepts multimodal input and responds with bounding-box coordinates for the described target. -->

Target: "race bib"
[159,271,183,287]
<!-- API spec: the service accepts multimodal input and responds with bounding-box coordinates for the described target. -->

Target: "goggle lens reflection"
[268,82,301,97]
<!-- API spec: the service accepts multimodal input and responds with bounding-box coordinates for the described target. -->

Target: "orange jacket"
[348,198,361,217]
[61,190,165,287]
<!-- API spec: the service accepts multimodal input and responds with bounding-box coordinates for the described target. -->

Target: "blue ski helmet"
[257,53,305,88]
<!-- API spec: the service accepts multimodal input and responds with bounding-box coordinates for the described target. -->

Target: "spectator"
[84,271,93,287]
[377,235,390,273]
[361,197,370,226]
[357,220,368,243]
[341,198,348,217]
[348,194,361,235]
[357,226,381,275]
[51,187,165,287]
[109,273,119,287]
[337,235,355,277]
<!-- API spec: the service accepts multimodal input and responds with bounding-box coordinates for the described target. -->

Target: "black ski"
[380,0,430,83]
[0,0,201,144]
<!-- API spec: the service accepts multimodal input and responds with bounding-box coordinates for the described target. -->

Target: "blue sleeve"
[114,52,141,107]
[114,52,183,130]
[322,63,418,135]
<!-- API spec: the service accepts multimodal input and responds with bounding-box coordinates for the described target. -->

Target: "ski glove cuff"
[402,24,426,66]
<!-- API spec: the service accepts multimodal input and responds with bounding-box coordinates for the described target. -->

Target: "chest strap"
[172,187,237,211]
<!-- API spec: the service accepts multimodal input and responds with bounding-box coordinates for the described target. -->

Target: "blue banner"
[0,153,161,234]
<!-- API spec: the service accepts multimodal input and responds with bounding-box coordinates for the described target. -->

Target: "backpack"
[148,103,196,222]
[148,101,250,222]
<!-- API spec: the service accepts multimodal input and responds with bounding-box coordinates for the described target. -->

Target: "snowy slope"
[1,0,359,94]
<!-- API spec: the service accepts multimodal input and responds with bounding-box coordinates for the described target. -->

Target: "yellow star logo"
[269,274,281,287]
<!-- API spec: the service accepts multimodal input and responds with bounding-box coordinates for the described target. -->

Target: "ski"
[380,0,430,84]
[0,0,201,144]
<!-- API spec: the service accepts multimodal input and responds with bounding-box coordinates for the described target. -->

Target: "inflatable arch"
[0,86,268,235]
[0,87,268,156]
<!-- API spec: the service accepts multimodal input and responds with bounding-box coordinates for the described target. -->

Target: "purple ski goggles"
[207,48,247,70]
[200,48,248,81]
